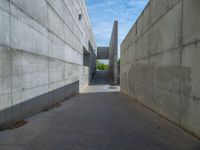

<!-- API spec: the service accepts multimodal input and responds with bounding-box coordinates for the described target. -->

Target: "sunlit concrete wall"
[109,21,118,84]
[121,0,200,137]
[0,0,96,127]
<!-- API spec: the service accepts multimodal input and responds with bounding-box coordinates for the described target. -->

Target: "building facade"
[0,0,96,127]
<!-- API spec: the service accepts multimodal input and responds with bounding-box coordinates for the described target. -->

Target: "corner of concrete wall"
[109,20,118,85]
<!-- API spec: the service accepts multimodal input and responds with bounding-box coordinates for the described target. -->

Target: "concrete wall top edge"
[120,0,200,138]
[120,1,150,47]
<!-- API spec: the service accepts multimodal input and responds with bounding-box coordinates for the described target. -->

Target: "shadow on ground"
[0,71,199,150]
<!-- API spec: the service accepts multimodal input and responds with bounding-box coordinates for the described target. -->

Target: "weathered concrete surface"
[97,47,109,59]
[0,0,96,127]
[121,0,200,138]
[0,71,199,150]
[109,20,118,85]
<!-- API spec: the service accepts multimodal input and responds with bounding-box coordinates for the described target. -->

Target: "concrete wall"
[97,47,109,59]
[121,0,200,138]
[0,0,96,127]
[109,20,118,84]
[96,21,118,84]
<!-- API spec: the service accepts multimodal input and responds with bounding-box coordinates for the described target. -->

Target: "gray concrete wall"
[0,0,96,127]
[109,21,118,84]
[121,0,200,138]
[97,47,109,59]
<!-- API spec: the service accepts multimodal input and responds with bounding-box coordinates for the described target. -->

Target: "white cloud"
[86,0,149,57]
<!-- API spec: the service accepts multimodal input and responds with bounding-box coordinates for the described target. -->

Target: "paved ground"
[82,70,120,93]
[0,71,199,150]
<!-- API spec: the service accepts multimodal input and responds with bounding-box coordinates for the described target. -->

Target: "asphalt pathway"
[0,71,199,150]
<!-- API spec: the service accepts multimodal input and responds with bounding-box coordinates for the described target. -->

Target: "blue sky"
[85,0,149,58]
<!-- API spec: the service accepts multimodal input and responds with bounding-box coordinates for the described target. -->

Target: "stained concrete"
[0,0,96,127]
[121,0,200,137]
[0,71,199,150]
[109,21,118,85]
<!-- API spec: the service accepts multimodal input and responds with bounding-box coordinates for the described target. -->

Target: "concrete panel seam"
[46,0,84,42]
[8,0,14,123]
[132,47,181,63]
[123,0,181,47]
[64,0,87,38]
[182,39,200,48]
[47,9,50,108]
[76,0,94,39]
[0,3,9,13]
[0,44,10,49]
[9,3,48,38]
[47,28,83,56]
[49,0,94,51]
[9,1,48,37]
[179,0,184,127]
[149,0,182,31]
[9,46,81,66]
[10,0,83,55]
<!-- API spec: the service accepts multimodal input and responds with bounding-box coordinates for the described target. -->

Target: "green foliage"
[118,59,120,65]
[96,60,109,70]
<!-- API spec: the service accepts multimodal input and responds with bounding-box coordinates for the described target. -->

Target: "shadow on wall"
[0,81,80,129]
[83,42,97,83]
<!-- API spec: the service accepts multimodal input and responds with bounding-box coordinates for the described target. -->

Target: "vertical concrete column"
[109,20,118,84]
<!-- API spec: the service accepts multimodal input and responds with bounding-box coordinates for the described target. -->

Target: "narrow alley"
[0,71,199,150]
